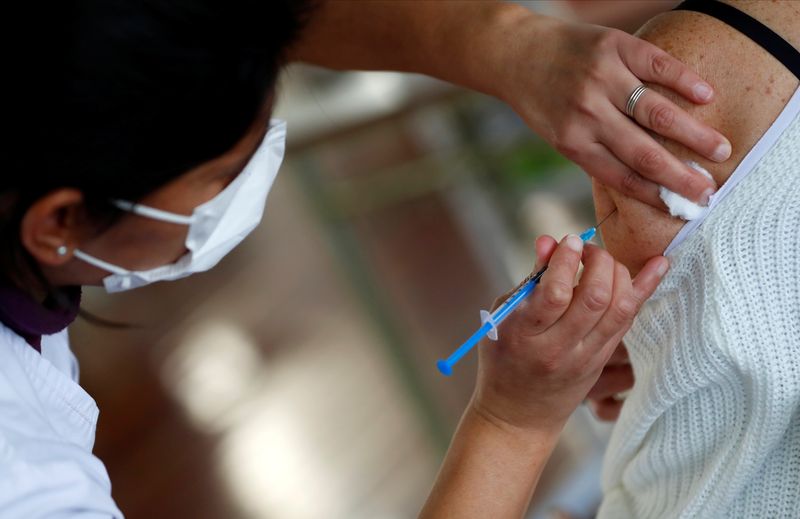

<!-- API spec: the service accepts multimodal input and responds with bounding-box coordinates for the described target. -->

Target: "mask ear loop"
[72,200,194,277]
[72,249,131,275]
[72,200,195,290]
[112,200,195,225]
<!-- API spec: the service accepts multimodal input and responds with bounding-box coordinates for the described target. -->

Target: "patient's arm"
[593,0,800,275]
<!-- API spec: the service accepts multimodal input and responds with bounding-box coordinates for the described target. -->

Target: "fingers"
[605,341,629,366]
[612,33,731,201]
[575,142,664,210]
[598,107,716,205]
[554,244,616,342]
[585,363,634,400]
[584,256,668,350]
[520,234,583,333]
[631,255,670,303]
[490,234,560,313]
[617,34,714,105]
[627,87,731,163]
[586,343,633,422]
[584,262,636,349]
[587,397,624,422]
[534,235,558,271]
[490,235,559,312]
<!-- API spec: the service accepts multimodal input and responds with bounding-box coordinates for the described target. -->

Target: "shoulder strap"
[674,0,800,79]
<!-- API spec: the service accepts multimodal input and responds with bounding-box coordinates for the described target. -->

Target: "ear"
[20,189,86,266]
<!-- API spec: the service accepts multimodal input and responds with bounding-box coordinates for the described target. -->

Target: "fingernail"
[711,140,731,162]
[564,234,583,253]
[693,82,713,102]
[656,258,669,277]
[701,187,715,206]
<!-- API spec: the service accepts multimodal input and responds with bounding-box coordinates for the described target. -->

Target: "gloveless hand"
[491,13,730,209]
[586,341,634,421]
[472,235,666,434]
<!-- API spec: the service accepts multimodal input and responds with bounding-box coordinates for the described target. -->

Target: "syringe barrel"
[491,280,537,325]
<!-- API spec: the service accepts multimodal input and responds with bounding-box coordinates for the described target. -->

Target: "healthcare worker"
[2,1,714,517]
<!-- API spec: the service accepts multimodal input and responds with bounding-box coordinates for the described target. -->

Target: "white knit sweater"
[598,101,800,517]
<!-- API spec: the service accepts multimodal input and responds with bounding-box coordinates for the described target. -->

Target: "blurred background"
[70,1,678,518]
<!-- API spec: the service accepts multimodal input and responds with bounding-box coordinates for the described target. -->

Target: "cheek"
[129,218,189,257]
[102,177,227,269]
[87,216,190,271]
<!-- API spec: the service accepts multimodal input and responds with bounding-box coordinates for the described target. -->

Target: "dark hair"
[3,0,314,292]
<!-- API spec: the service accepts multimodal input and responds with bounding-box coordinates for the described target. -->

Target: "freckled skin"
[593,1,800,276]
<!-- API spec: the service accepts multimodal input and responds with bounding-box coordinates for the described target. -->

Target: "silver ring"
[625,84,648,118]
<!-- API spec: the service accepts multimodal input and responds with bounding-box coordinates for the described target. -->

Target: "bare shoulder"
[733,0,800,48]
[635,3,798,183]
[594,2,799,275]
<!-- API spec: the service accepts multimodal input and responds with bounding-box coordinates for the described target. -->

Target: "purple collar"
[0,285,81,352]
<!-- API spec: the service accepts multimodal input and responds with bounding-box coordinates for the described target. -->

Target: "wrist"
[459,4,559,103]
[471,374,577,435]
[420,398,563,517]
[467,395,565,450]
[434,2,535,98]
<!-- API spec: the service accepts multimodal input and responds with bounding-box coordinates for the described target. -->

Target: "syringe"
[436,210,616,376]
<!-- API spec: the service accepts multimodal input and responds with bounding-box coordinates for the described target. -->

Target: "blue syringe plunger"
[436,360,452,376]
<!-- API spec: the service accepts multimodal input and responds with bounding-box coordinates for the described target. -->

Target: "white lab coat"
[0,323,122,518]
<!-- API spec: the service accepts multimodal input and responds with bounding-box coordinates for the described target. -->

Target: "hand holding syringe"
[438,210,618,376]
[422,211,670,518]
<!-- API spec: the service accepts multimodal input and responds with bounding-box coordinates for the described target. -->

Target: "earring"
[56,245,68,257]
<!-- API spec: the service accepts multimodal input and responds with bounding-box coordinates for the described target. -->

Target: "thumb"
[489,234,559,312]
[534,235,558,271]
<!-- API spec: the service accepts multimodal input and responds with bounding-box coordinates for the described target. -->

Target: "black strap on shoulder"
[674,0,800,79]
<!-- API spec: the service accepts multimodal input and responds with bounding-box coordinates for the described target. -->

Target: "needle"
[595,207,617,228]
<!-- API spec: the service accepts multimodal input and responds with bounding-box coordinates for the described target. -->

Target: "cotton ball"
[659,161,712,221]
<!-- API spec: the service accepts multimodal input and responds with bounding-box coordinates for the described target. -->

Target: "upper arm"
[594,7,798,273]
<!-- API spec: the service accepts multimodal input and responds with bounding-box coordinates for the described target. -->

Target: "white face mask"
[73,119,286,293]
